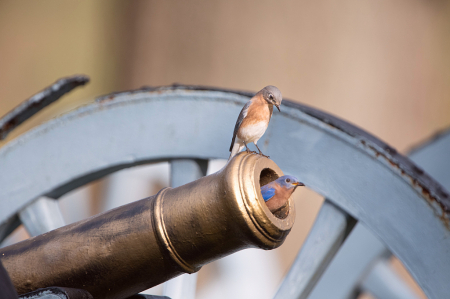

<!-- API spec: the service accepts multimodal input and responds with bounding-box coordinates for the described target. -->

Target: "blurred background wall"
[1,0,449,298]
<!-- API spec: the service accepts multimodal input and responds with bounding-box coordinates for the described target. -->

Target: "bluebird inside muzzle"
[259,167,290,219]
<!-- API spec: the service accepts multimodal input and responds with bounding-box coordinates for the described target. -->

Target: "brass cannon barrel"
[0,153,295,299]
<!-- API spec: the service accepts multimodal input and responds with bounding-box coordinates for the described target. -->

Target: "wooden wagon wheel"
[0,76,448,299]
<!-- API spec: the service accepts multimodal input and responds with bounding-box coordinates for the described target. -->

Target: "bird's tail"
[228,142,244,161]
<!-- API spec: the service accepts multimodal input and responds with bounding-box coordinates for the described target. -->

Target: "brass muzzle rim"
[232,152,296,247]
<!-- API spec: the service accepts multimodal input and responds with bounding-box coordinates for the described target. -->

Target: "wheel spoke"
[361,260,421,299]
[162,159,208,299]
[0,215,20,244]
[163,272,198,299]
[170,159,208,188]
[19,196,65,237]
[308,223,388,299]
[273,200,355,299]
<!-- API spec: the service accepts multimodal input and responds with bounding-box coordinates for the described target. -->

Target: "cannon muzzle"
[0,153,295,299]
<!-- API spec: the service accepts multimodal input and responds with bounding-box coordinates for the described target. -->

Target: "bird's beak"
[275,104,280,112]
[294,182,305,187]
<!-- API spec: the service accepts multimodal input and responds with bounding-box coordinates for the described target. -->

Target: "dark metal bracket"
[0,75,89,140]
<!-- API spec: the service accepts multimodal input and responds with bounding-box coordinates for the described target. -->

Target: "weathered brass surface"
[0,152,295,299]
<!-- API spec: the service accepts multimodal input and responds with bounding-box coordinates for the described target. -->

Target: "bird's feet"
[245,148,257,154]
[258,152,270,159]
[254,145,269,158]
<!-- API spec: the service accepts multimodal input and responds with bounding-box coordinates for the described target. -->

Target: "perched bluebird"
[229,86,282,160]
[261,175,304,212]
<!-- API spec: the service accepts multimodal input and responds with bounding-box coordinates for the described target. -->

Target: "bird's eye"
[286,178,290,183]
[269,94,274,100]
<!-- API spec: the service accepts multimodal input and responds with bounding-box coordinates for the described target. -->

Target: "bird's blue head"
[277,175,304,189]
[260,85,282,111]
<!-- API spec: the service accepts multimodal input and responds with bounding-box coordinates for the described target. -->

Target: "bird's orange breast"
[240,95,273,127]
[265,184,293,212]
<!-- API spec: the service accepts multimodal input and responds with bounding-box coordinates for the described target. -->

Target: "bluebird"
[229,86,282,160]
[261,175,304,212]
